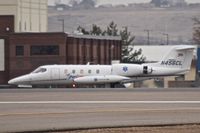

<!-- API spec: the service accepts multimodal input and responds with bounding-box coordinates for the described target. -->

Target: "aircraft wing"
[73,75,130,84]
[176,45,195,51]
[120,77,154,84]
[73,75,162,85]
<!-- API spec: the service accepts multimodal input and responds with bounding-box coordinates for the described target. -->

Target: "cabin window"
[72,70,76,74]
[16,46,24,56]
[80,69,84,74]
[88,70,92,74]
[31,45,59,55]
[32,68,47,73]
[96,69,100,74]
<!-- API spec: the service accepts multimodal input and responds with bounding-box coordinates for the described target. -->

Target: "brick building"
[0,15,122,84]
[0,0,48,32]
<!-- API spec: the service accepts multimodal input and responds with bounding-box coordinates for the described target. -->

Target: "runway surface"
[0,87,200,132]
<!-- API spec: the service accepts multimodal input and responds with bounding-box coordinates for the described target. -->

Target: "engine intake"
[143,66,153,74]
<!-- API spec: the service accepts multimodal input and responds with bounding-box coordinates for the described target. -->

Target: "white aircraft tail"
[152,45,195,70]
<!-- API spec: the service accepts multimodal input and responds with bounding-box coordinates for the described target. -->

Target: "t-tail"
[145,45,195,75]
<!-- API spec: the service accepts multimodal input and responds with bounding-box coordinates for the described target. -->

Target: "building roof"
[68,34,121,41]
[12,32,121,41]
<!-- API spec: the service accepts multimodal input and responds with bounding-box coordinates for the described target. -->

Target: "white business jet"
[8,45,195,88]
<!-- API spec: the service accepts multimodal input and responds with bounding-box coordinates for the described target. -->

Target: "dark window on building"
[31,45,59,55]
[16,46,24,56]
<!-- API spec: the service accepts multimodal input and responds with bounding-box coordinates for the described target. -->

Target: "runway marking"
[1,101,200,104]
[1,108,200,117]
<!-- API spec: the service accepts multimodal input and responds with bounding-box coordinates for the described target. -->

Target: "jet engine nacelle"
[112,64,153,76]
[112,64,143,76]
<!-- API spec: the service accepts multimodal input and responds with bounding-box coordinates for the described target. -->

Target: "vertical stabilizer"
[152,45,195,70]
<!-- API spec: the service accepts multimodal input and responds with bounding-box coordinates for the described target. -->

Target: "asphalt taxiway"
[0,88,200,132]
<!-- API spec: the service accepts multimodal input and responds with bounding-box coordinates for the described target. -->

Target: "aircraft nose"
[8,79,17,85]
[8,75,31,85]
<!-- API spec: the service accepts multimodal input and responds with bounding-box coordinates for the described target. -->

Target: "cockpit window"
[32,67,47,73]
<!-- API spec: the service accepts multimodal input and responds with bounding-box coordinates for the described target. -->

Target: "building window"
[16,46,24,56]
[175,75,185,81]
[31,45,59,55]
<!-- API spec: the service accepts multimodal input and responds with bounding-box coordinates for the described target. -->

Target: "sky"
[48,0,200,6]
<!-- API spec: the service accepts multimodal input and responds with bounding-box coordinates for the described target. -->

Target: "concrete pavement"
[0,88,200,132]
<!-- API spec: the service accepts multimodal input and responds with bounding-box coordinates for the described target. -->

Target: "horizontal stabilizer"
[176,45,195,51]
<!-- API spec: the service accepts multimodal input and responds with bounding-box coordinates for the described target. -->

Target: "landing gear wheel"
[111,83,115,88]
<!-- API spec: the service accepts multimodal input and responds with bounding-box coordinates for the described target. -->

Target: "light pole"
[163,33,169,45]
[58,18,65,32]
[144,29,150,45]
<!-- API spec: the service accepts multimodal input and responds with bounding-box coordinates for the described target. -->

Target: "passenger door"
[51,68,60,80]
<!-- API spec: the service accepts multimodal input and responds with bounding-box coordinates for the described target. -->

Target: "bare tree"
[193,17,200,44]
